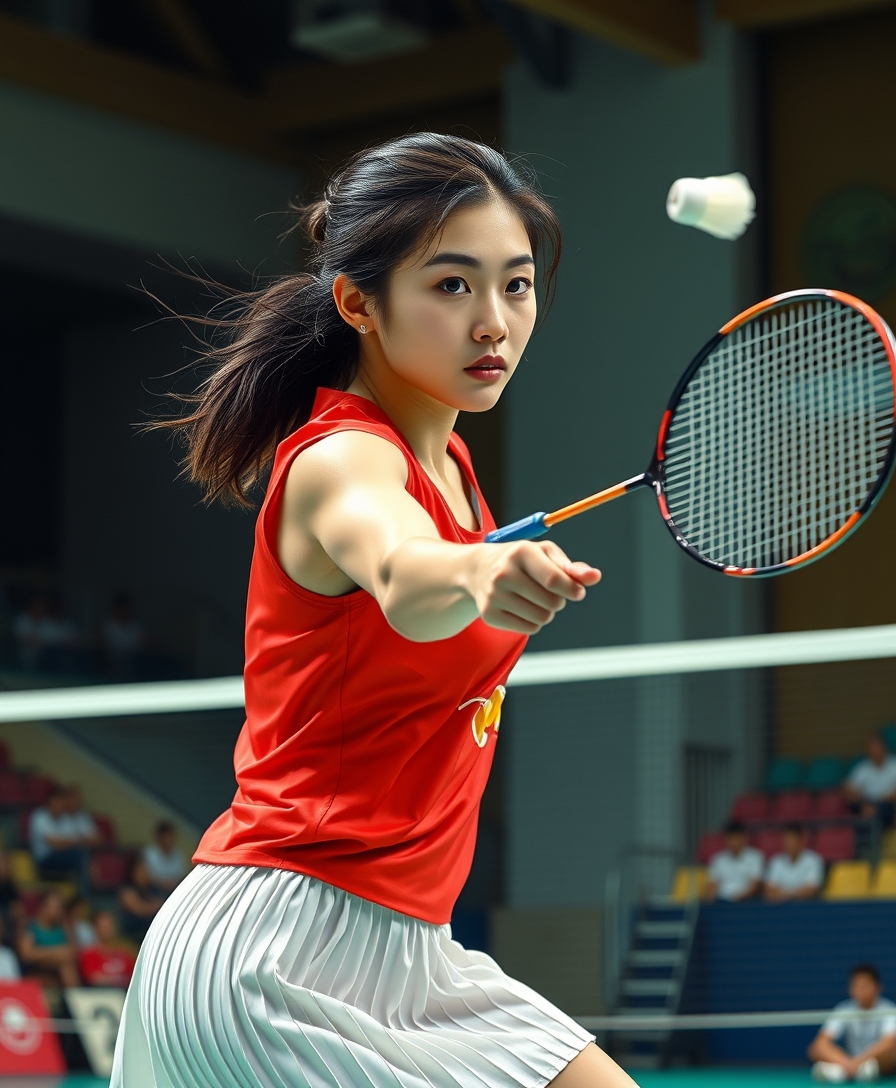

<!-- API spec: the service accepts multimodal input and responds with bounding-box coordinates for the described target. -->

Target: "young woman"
[111,133,636,1088]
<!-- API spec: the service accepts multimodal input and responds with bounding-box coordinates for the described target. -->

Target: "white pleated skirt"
[110,863,594,1088]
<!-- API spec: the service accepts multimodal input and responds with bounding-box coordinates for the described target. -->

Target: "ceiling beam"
[0,13,294,164]
[716,0,896,27]
[144,0,228,79]
[504,0,700,65]
[264,26,514,134]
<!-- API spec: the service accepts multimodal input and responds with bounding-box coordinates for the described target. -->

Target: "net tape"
[664,298,895,570]
[0,622,894,720]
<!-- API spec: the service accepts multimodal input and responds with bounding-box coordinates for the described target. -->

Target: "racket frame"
[652,288,896,577]
[486,289,896,577]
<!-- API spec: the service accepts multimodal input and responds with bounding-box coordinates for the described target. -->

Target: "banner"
[0,980,65,1074]
[64,987,125,1077]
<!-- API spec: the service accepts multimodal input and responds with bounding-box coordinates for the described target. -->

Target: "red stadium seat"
[0,770,27,807]
[17,807,35,849]
[731,793,770,822]
[90,849,132,892]
[815,789,850,818]
[0,741,10,770]
[813,825,856,862]
[697,831,727,865]
[753,828,784,859]
[20,775,57,807]
[772,790,814,821]
[92,814,116,845]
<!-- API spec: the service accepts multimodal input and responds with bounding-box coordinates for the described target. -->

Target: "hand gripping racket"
[487,289,896,577]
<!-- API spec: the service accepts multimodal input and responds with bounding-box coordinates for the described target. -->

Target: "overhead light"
[291,0,429,64]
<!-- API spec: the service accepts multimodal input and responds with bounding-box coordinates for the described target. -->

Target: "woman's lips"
[464,356,506,382]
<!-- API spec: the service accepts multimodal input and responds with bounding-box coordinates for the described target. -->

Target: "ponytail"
[152,134,561,506]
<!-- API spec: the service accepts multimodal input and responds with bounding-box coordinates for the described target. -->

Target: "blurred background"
[0,0,895,1079]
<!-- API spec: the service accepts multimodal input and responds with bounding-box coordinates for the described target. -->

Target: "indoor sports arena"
[0,1,895,1087]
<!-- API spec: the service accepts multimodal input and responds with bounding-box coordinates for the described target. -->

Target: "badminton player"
[111,133,635,1088]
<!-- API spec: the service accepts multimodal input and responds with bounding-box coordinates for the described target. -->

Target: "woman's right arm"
[280,431,600,643]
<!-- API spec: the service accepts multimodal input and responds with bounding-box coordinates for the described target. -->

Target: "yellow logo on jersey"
[458,685,506,748]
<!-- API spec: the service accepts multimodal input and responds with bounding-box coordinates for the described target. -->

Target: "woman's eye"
[439,278,469,295]
[507,278,533,296]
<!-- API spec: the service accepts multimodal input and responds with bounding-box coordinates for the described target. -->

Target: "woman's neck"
[349,360,458,478]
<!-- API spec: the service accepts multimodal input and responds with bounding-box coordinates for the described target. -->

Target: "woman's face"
[371,198,538,413]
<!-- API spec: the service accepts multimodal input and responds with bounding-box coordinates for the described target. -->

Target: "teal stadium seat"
[880,723,896,753]
[805,756,844,790]
[764,756,805,792]
[844,754,865,776]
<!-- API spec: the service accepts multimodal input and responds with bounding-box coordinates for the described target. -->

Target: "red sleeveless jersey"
[193,388,527,923]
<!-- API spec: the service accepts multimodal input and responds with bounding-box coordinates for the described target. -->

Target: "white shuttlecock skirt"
[110,862,594,1088]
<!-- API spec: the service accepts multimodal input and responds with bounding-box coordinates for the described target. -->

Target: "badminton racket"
[486,289,896,577]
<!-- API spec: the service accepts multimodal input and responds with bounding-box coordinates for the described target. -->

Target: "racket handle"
[485,513,548,543]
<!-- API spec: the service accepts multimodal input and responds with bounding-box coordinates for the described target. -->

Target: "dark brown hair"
[155,132,562,506]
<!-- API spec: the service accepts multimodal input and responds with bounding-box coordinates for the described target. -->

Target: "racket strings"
[663,298,895,570]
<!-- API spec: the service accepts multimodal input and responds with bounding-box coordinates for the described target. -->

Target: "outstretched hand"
[472,539,601,635]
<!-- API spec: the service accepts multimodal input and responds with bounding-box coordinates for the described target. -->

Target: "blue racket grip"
[485,513,549,543]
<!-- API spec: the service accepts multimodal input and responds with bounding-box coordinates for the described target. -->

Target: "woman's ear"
[333,274,375,334]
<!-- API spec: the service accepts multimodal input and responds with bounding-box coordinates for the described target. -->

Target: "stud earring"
[359,324,367,334]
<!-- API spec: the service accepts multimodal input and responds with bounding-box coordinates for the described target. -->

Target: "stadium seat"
[805,757,844,791]
[753,829,784,859]
[17,808,35,848]
[824,860,871,900]
[0,770,26,807]
[870,861,896,898]
[697,831,726,865]
[20,774,57,807]
[731,793,770,822]
[8,849,38,886]
[92,814,116,845]
[670,866,708,901]
[772,790,813,821]
[843,754,864,776]
[880,724,896,753]
[90,849,132,893]
[813,825,856,863]
[814,789,849,818]
[764,757,805,792]
[0,741,9,771]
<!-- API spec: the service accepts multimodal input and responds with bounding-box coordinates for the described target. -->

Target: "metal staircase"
[603,848,699,1069]
[609,898,698,1067]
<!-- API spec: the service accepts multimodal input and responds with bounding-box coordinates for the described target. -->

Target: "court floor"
[0,1071,839,1088]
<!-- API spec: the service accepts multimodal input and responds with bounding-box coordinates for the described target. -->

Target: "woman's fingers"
[538,541,601,586]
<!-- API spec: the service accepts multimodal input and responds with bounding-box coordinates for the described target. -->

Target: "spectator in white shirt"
[142,821,188,896]
[100,592,146,680]
[844,733,896,828]
[810,963,896,1082]
[707,820,764,902]
[765,822,824,901]
[30,785,100,897]
[0,913,21,981]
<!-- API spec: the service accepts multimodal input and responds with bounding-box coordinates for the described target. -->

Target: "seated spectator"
[0,845,24,938]
[30,786,97,897]
[77,910,137,989]
[12,591,79,674]
[15,888,79,989]
[100,592,145,680]
[143,820,188,895]
[61,784,102,848]
[810,963,896,1082]
[65,895,96,948]
[118,857,165,944]
[707,820,764,902]
[844,733,896,828]
[0,912,21,981]
[765,822,824,901]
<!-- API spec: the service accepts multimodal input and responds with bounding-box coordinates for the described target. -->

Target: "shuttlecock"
[666,172,755,240]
